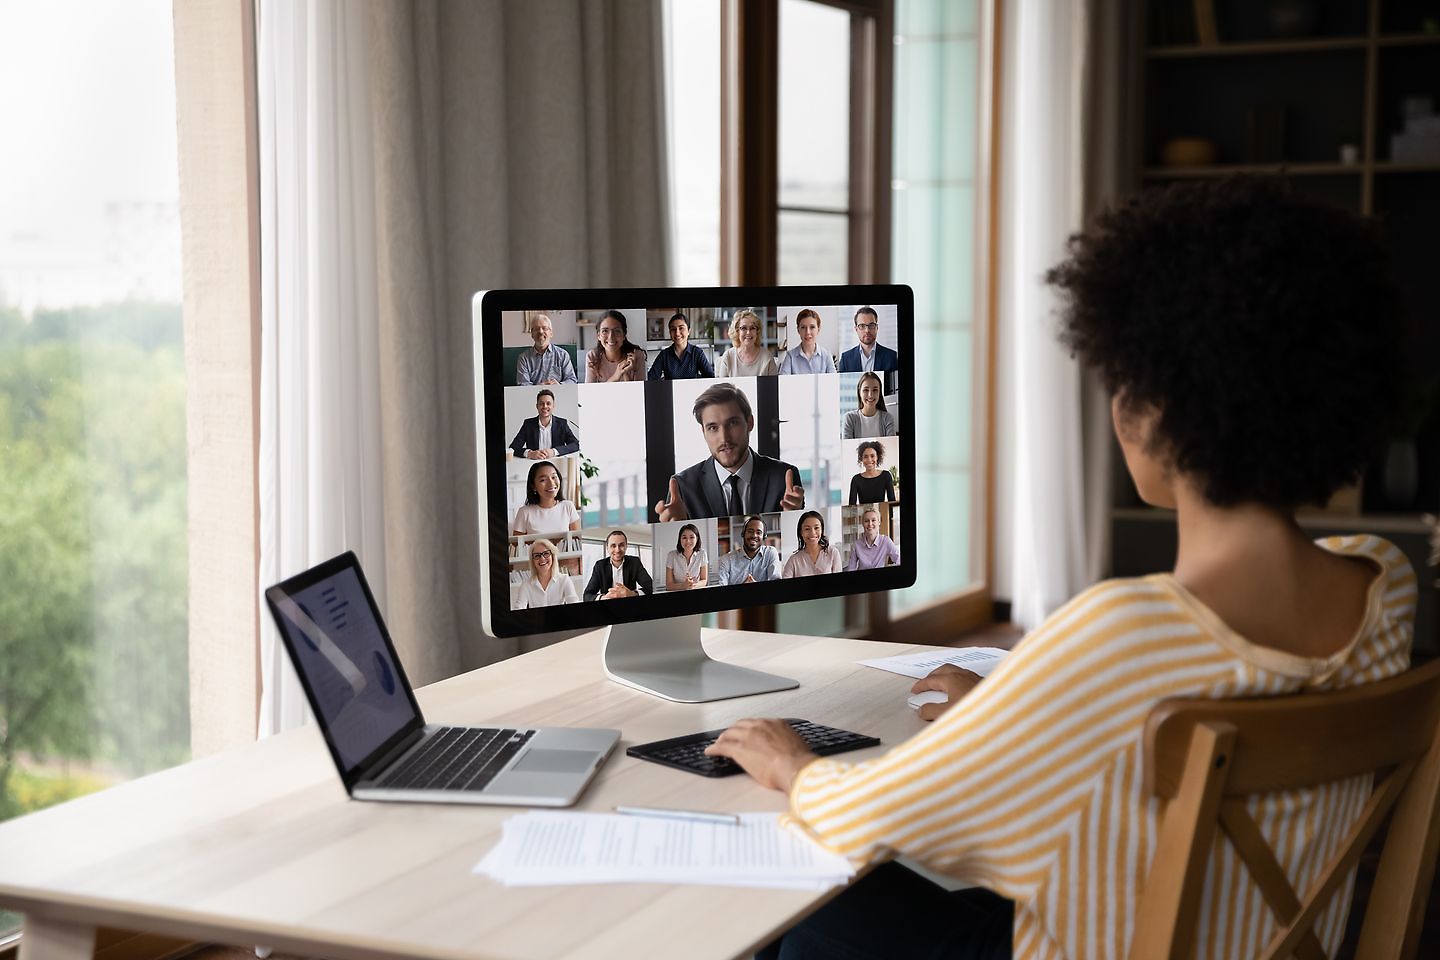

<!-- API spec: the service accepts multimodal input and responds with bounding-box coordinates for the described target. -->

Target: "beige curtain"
[367,0,670,682]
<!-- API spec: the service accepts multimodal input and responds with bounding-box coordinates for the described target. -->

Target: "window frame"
[720,0,1000,639]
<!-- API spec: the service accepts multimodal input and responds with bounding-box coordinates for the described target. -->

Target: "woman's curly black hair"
[1047,177,1404,509]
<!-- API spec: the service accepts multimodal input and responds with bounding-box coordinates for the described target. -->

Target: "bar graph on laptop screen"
[472,287,915,699]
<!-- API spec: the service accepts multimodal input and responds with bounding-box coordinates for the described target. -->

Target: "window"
[682,0,994,638]
[0,0,189,941]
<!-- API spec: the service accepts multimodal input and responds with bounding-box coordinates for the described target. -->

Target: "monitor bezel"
[475,284,917,639]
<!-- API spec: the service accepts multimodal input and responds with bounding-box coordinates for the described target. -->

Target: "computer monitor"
[473,286,915,702]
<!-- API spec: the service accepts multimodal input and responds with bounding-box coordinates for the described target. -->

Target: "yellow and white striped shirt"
[790,535,1417,959]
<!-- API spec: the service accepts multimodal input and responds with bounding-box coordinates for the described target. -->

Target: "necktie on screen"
[728,474,742,515]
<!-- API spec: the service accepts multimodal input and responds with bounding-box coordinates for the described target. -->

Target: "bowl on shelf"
[1160,138,1219,167]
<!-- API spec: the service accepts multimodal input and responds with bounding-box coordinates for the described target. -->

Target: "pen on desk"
[614,805,741,825]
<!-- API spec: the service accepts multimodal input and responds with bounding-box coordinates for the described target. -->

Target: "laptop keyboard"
[626,719,880,778]
[381,727,534,792]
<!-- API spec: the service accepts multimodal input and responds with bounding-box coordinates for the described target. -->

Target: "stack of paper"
[856,645,1009,680]
[474,811,855,890]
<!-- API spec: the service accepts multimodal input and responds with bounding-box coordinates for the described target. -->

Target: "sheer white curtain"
[256,1,387,738]
[255,1,671,737]
[994,0,1092,631]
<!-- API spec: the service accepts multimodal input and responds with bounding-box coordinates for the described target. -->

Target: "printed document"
[474,811,855,890]
[856,645,1009,680]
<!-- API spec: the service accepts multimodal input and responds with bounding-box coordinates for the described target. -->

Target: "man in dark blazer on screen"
[583,530,654,601]
[653,382,805,522]
[836,305,899,373]
[510,388,580,459]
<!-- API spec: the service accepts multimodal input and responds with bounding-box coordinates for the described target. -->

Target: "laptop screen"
[268,562,420,775]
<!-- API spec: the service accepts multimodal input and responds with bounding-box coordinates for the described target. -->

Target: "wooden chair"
[1130,659,1440,960]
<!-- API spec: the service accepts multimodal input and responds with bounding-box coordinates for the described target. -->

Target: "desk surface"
[0,629,942,960]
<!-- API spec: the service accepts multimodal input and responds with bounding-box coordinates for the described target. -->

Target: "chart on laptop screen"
[494,302,905,613]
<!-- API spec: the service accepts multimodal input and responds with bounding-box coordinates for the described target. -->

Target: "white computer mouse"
[907,690,950,710]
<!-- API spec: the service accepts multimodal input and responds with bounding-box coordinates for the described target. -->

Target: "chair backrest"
[1130,659,1440,960]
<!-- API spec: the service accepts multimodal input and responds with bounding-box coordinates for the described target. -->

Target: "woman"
[708,179,1414,959]
[664,522,709,590]
[841,372,896,439]
[514,537,578,608]
[846,441,895,505]
[510,460,581,536]
[714,308,777,377]
[647,311,715,381]
[843,507,899,571]
[586,309,647,382]
[777,308,836,375]
[781,511,842,578]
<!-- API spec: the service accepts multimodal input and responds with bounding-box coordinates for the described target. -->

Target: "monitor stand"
[601,615,799,703]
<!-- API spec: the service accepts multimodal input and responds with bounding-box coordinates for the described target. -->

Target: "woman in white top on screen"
[714,309,778,377]
[781,510,843,578]
[514,538,578,608]
[841,372,896,439]
[586,309,647,382]
[777,308,836,375]
[510,460,581,535]
[664,522,709,590]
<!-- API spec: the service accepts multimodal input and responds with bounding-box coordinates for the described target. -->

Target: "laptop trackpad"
[512,748,597,774]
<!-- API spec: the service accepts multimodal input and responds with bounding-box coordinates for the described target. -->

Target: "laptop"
[265,551,619,807]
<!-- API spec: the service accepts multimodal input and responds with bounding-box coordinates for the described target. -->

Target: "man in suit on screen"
[654,381,804,522]
[836,305,899,373]
[583,530,654,600]
[509,388,580,459]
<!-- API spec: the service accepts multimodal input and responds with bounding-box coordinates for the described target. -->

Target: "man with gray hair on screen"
[516,313,577,385]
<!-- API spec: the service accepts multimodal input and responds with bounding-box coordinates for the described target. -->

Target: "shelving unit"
[1115,0,1440,652]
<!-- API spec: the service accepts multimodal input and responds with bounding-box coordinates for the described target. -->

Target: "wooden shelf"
[1113,506,1434,536]
[1378,34,1440,48]
[1147,34,1440,59]
[1143,163,1362,178]
[1148,37,1367,58]
[1375,162,1440,174]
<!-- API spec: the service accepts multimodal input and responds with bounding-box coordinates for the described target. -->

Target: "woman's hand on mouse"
[705,718,817,791]
[910,665,983,721]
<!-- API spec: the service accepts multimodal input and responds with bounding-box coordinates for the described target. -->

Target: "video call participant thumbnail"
[716,515,781,585]
[512,460,581,535]
[848,440,896,505]
[587,309,647,382]
[665,522,709,590]
[583,530,653,600]
[647,312,715,381]
[655,381,805,522]
[845,507,900,570]
[837,305,898,373]
[777,308,836,375]
[509,389,579,459]
[516,313,577,386]
[514,537,578,608]
[714,309,777,377]
[842,371,896,439]
[781,510,842,577]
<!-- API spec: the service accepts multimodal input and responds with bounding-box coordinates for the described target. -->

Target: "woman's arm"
[696,562,708,585]
[666,553,681,590]
[848,475,860,505]
[713,580,1206,872]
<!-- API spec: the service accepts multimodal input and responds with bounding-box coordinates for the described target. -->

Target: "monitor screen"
[473,286,915,639]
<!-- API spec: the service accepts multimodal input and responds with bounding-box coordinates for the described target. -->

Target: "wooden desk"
[0,629,938,960]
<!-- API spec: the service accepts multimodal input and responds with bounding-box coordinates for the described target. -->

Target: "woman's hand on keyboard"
[705,718,817,791]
